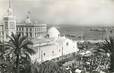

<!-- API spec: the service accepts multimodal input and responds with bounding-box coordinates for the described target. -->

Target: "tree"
[0,41,4,61]
[38,61,68,73]
[94,36,114,72]
[7,33,35,73]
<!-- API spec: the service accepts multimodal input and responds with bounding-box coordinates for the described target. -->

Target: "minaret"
[3,0,16,41]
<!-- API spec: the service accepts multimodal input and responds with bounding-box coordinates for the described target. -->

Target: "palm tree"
[94,36,114,72]
[0,41,4,60]
[7,33,35,73]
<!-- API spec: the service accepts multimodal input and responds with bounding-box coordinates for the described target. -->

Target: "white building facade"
[16,17,47,40]
[0,4,47,42]
[30,27,79,63]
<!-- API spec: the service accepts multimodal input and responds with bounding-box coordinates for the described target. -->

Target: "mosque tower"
[3,0,16,40]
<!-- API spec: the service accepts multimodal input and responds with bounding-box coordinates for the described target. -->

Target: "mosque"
[0,0,79,63]
[30,27,79,63]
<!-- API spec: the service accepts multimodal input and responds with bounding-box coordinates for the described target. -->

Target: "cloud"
[0,0,114,26]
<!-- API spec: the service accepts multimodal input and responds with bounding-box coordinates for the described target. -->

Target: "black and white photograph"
[0,0,114,73]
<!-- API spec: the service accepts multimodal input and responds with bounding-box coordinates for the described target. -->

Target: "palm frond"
[15,33,21,47]
[11,33,21,47]
[5,42,16,50]
[23,46,35,55]
[104,39,111,51]
[102,42,111,53]
[96,36,114,55]
[11,33,17,42]
[8,36,17,47]
[24,53,32,61]
[19,40,33,49]
[17,33,21,40]
[19,36,27,47]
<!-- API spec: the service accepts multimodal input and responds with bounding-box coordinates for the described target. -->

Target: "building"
[3,5,16,41]
[0,0,78,63]
[30,27,79,63]
[0,1,47,42]
[16,16,47,40]
[16,23,47,40]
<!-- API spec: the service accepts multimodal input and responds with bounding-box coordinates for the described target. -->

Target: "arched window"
[66,42,69,46]
[43,53,46,56]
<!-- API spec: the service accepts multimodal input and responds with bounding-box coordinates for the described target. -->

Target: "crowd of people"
[81,54,110,72]
[62,41,111,73]
[63,53,110,73]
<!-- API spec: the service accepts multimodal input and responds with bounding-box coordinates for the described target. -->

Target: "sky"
[0,0,114,26]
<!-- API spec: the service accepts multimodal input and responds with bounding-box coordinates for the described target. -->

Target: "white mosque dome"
[48,27,60,39]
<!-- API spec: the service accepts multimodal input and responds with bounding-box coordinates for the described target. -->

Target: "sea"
[48,24,114,40]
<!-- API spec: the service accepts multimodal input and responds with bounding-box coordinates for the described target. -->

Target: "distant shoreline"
[48,24,114,40]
